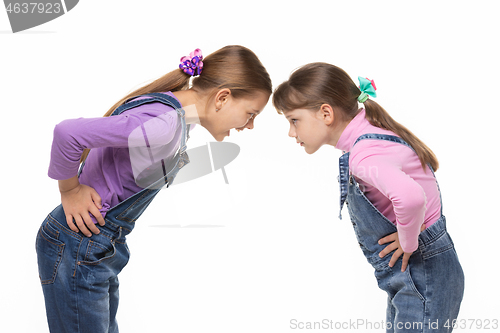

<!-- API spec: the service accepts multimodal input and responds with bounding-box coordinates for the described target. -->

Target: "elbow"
[52,120,72,142]
[52,119,84,152]
[393,185,427,225]
[406,189,427,216]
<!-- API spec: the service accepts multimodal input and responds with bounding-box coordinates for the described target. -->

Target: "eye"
[249,113,255,120]
[291,119,297,125]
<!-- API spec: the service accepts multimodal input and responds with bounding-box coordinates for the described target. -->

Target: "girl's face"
[284,108,331,154]
[211,91,270,141]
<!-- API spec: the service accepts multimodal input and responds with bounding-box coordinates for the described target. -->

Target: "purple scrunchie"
[179,48,204,76]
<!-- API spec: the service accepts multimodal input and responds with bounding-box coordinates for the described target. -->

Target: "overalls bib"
[338,134,464,333]
[36,93,190,333]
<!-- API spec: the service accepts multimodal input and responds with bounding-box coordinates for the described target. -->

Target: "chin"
[213,133,226,142]
[304,145,320,154]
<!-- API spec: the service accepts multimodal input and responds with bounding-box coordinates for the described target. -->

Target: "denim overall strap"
[338,152,350,219]
[353,133,412,150]
[338,134,408,219]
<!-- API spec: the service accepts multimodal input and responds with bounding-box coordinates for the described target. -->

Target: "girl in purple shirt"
[273,62,464,332]
[37,45,272,333]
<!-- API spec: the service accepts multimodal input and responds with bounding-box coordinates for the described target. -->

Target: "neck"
[171,89,207,125]
[329,107,360,147]
[329,119,351,147]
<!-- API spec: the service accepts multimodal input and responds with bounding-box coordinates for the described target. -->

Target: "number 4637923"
[445,319,498,330]
[6,3,62,14]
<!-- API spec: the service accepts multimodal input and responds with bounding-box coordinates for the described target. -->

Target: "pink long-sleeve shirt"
[336,109,441,252]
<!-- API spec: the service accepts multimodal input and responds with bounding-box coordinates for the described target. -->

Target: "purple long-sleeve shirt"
[48,92,183,221]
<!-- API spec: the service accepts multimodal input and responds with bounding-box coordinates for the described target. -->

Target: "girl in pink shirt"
[273,62,464,332]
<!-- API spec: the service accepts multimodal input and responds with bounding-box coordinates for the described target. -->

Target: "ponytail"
[80,69,189,162]
[363,99,439,171]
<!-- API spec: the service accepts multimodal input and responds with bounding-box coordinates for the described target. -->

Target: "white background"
[1,1,499,332]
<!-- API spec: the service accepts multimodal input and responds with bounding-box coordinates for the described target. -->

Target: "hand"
[378,224,426,272]
[59,177,105,237]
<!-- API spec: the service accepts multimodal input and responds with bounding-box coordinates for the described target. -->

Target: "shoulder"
[117,98,180,128]
[349,138,410,175]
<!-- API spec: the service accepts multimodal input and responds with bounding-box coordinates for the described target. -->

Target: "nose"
[246,118,254,130]
[238,118,254,131]
[288,124,296,138]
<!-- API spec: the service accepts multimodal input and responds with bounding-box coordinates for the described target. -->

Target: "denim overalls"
[36,93,190,333]
[339,134,464,333]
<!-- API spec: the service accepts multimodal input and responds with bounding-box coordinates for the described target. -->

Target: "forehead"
[237,91,269,111]
[284,108,311,119]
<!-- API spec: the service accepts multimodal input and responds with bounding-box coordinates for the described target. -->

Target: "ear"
[214,88,231,110]
[318,104,335,125]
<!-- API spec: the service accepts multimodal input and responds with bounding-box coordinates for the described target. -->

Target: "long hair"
[80,45,272,162]
[272,62,438,171]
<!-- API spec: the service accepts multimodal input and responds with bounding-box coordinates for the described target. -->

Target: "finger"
[378,232,397,245]
[389,249,403,267]
[401,252,412,272]
[66,215,79,233]
[379,242,398,258]
[74,215,92,237]
[89,205,106,226]
[81,213,100,236]
[90,189,103,209]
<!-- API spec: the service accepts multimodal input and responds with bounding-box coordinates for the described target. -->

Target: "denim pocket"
[421,231,454,261]
[36,218,65,285]
[80,234,116,265]
[405,264,426,302]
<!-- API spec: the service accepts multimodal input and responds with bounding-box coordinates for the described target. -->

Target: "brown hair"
[81,45,272,162]
[272,62,439,171]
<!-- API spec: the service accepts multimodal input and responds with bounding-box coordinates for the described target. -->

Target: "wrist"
[58,175,80,193]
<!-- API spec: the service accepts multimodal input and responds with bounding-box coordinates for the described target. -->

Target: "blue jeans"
[36,206,130,332]
[339,134,465,333]
[36,93,189,332]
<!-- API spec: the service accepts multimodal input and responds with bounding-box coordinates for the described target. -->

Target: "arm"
[351,148,427,252]
[48,106,179,235]
[350,144,427,271]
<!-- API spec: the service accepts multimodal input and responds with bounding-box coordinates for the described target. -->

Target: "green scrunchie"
[357,76,377,103]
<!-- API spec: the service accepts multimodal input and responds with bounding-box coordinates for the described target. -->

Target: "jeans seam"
[48,214,83,241]
[422,244,454,260]
[38,228,65,285]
